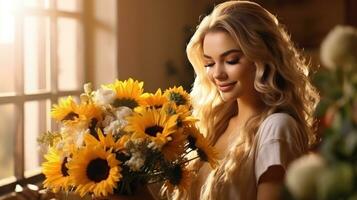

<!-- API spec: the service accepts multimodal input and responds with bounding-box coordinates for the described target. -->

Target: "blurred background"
[0,0,356,198]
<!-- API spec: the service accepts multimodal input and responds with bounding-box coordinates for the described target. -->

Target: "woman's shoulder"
[262,112,297,126]
[257,112,299,142]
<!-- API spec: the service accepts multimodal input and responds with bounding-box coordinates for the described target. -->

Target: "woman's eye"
[204,63,215,68]
[226,59,239,65]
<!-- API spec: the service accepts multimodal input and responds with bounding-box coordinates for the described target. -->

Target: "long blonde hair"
[182,0,319,199]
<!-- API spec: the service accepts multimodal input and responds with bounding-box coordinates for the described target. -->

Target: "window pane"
[0,4,15,93]
[0,104,15,179]
[24,100,49,175]
[45,17,51,91]
[57,17,83,91]
[24,0,41,8]
[44,0,51,9]
[57,0,81,12]
[24,16,48,93]
[24,0,49,9]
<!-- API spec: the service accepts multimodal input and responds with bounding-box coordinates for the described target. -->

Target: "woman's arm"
[257,165,285,200]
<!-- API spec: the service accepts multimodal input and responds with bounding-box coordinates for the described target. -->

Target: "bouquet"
[38,79,218,198]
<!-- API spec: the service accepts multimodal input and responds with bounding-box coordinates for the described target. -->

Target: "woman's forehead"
[203,31,241,57]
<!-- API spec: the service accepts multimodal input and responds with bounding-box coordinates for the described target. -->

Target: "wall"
[116,0,352,92]
[85,0,118,88]
[117,0,223,92]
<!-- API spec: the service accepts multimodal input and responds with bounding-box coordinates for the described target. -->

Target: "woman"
[166,1,319,199]
[104,1,319,199]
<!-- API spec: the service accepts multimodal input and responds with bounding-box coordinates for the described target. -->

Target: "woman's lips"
[218,82,237,92]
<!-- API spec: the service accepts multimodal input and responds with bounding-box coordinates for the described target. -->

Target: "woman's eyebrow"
[203,49,242,59]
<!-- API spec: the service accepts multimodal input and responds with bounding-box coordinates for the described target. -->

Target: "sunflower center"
[145,125,164,137]
[112,98,138,109]
[86,158,110,183]
[61,157,69,177]
[187,135,197,150]
[153,105,163,109]
[167,164,182,185]
[169,92,186,106]
[62,112,79,121]
[197,148,208,162]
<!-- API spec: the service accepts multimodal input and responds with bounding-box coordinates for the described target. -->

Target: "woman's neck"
[233,95,265,126]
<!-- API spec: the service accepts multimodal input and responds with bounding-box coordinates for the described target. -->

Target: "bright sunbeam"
[0,0,15,44]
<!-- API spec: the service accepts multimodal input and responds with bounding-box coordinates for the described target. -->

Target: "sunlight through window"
[0,0,15,44]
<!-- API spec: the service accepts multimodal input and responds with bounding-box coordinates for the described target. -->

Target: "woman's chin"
[219,91,241,102]
[220,94,238,102]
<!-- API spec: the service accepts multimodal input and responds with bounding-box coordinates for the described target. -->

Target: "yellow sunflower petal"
[142,88,168,109]
[186,125,219,168]
[163,165,192,193]
[51,96,78,122]
[68,145,122,197]
[125,108,178,149]
[164,86,191,108]
[161,129,187,161]
[76,102,103,124]
[42,148,72,193]
[104,78,145,109]
[84,129,123,152]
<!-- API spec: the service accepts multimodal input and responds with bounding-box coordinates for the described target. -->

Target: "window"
[0,0,85,194]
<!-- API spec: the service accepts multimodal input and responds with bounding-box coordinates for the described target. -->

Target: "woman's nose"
[213,63,227,80]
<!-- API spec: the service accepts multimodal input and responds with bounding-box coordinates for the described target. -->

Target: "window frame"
[0,0,88,195]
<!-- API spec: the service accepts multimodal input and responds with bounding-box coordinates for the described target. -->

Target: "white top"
[149,113,308,200]
[254,113,307,183]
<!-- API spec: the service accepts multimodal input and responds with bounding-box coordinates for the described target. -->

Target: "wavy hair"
[171,1,319,199]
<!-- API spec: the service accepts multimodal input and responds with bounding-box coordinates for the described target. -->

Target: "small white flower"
[115,106,133,120]
[104,120,122,135]
[131,138,145,146]
[320,25,357,70]
[285,154,326,200]
[75,129,89,147]
[102,115,116,128]
[148,141,162,150]
[125,152,145,171]
[94,88,116,105]
[84,82,93,94]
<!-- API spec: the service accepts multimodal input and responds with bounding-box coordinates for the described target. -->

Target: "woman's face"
[203,31,256,102]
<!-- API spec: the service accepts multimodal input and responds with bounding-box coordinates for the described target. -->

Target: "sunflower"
[51,96,79,122]
[68,145,121,197]
[84,129,125,151]
[163,164,192,193]
[42,148,72,193]
[186,126,219,168]
[142,88,168,109]
[161,128,187,161]
[164,86,191,108]
[104,78,145,109]
[125,108,178,149]
[163,103,197,128]
[77,102,103,123]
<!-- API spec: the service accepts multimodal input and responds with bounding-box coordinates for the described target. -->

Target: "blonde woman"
[101,1,319,200]
[173,1,318,199]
